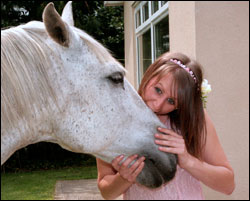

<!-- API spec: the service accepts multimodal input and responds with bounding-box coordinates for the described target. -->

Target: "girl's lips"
[151,108,160,113]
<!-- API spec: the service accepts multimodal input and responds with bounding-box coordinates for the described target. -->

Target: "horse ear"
[61,1,74,26]
[42,2,69,47]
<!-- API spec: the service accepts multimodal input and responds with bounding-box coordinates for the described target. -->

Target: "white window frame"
[134,1,169,88]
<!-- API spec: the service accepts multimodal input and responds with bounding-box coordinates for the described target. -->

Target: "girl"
[96,52,235,200]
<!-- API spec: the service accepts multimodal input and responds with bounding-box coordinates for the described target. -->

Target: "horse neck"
[1,118,56,165]
[1,27,62,165]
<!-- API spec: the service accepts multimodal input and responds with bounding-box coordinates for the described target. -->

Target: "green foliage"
[72,1,124,62]
[1,142,96,173]
[1,1,124,61]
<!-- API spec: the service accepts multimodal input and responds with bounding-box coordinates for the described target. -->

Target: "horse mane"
[1,24,57,132]
[1,21,121,133]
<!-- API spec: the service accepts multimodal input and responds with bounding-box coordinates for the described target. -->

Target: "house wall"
[170,1,249,199]
[124,1,137,87]
[196,2,249,200]
[123,1,249,199]
[169,1,196,57]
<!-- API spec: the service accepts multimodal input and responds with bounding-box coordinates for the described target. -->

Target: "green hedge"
[1,142,96,173]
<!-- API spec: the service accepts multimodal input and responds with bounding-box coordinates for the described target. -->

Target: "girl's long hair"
[138,52,207,159]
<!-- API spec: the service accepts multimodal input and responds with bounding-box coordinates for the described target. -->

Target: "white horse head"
[1,1,177,188]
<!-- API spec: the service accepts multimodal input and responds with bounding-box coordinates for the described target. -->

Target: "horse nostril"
[140,153,156,166]
[147,157,156,165]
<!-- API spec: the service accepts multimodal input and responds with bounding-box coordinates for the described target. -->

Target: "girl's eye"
[155,87,162,94]
[167,98,175,105]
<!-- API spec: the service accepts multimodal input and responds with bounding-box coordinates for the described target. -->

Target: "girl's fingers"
[118,155,145,182]
[111,155,124,170]
[120,154,138,169]
[131,161,145,179]
[157,127,183,139]
[155,134,184,144]
[129,156,145,173]
[158,146,182,154]
[155,139,183,148]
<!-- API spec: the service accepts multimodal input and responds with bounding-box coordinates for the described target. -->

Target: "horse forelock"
[1,26,57,133]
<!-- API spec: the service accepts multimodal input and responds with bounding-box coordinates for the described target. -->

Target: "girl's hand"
[111,154,145,183]
[155,127,194,169]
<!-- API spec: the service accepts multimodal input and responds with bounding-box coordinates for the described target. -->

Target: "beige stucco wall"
[169,1,249,200]
[169,1,196,58]
[124,1,137,87]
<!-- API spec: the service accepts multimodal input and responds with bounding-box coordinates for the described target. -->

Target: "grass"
[1,166,97,200]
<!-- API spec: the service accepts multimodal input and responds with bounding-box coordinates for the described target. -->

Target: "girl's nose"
[153,98,165,111]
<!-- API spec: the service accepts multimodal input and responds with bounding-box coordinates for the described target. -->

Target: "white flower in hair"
[201,79,211,108]
[201,79,212,95]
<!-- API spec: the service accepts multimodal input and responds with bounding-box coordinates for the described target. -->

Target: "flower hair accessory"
[170,59,197,84]
[201,79,212,108]
[170,59,211,108]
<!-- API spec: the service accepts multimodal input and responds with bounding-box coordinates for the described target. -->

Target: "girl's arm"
[96,155,145,200]
[96,158,131,200]
[189,110,235,195]
[155,110,235,195]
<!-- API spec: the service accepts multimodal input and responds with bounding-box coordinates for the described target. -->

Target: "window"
[151,1,159,14]
[142,3,149,22]
[154,16,169,59]
[134,1,169,86]
[138,29,151,78]
[135,10,141,28]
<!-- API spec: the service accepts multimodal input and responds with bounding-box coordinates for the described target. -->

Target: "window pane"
[161,1,168,6]
[135,10,141,28]
[142,3,149,22]
[151,1,159,14]
[138,29,152,81]
[154,16,169,59]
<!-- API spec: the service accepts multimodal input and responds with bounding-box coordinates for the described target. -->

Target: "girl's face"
[144,73,178,115]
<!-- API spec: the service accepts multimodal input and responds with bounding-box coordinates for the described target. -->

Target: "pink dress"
[123,165,204,200]
[123,118,204,200]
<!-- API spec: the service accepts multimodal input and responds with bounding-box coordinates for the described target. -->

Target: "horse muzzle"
[136,148,177,188]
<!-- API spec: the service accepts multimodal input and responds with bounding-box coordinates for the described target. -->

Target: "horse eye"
[107,72,124,85]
